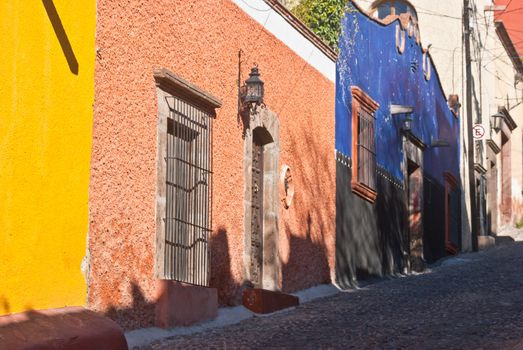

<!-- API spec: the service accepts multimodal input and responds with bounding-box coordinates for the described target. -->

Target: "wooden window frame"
[444,172,459,255]
[351,86,379,203]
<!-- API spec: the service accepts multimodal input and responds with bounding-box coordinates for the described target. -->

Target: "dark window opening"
[164,95,213,286]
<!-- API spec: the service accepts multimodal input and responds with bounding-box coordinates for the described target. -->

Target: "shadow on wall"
[104,225,243,328]
[337,168,467,287]
[209,227,243,306]
[98,227,242,324]
[105,283,156,330]
[41,0,79,74]
[335,162,406,289]
[376,175,407,275]
[282,214,330,292]
[0,296,10,315]
[280,117,335,293]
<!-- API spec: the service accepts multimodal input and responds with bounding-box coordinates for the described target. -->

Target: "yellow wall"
[0,1,95,315]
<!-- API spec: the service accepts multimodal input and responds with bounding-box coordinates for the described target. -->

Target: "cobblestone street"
[140,241,523,350]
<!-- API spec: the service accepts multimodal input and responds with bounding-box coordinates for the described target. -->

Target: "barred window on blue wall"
[351,86,379,203]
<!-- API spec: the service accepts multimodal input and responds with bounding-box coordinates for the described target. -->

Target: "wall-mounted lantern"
[244,66,264,107]
[390,104,414,134]
[401,115,413,133]
[491,112,504,132]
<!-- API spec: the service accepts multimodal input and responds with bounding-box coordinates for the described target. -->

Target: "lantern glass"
[402,115,413,132]
[491,112,503,132]
[244,67,264,104]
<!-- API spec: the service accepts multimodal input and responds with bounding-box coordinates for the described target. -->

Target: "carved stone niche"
[280,165,295,209]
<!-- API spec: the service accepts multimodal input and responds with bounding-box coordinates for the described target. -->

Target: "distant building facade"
[495,0,523,59]
[355,0,523,247]
[335,1,461,286]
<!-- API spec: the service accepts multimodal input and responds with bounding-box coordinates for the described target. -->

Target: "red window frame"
[351,86,379,203]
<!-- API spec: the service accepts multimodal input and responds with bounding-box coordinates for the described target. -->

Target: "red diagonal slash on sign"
[472,124,485,139]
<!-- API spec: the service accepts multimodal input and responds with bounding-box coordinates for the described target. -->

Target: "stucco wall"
[484,23,523,229]
[0,2,96,315]
[90,0,335,329]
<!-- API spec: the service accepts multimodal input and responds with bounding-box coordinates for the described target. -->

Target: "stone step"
[242,288,299,314]
[0,307,128,350]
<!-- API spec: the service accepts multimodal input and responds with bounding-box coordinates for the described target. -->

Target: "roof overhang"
[263,0,337,61]
[499,105,517,132]
[495,20,523,75]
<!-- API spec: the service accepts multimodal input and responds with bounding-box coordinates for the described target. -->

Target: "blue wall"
[336,3,460,185]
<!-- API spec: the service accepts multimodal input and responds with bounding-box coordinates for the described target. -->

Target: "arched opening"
[253,126,274,146]
[369,0,418,21]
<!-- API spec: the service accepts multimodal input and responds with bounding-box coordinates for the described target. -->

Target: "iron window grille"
[357,107,377,191]
[154,69,221,287]
[164,95,213,286]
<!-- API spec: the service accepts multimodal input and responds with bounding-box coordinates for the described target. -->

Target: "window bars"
[357,107,377,191]
[164,95,213,286]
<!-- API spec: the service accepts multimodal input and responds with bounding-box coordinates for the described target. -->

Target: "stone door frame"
[243,107,280,291]
[402,135,425,271]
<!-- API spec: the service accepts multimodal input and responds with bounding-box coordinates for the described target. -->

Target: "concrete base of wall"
[0,307,128,350]
[155,281,218,328]
[478,235,496,250]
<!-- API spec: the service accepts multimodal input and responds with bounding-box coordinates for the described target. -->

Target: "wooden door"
[250,140,264,287]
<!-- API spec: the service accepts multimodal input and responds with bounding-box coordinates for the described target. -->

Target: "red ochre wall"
[90,0,335,329]
[495,0,523,57]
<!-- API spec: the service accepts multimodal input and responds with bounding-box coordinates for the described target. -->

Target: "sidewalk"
[126,284,340,349]
[138,242,523,350]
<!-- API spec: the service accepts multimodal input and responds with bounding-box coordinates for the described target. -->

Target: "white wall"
[233,0,336,82]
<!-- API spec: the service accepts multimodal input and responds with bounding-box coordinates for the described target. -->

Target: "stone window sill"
[351,181,377,203]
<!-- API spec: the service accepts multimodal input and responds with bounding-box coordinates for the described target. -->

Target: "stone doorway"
[403,136,425,272]
[408,160,424,271]
[243,108,280,291]
[487,142,500,235]
[501,132,512,224]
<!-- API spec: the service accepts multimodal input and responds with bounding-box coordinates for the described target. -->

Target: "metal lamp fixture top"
[491,112,504,132]
[244,66,264,105]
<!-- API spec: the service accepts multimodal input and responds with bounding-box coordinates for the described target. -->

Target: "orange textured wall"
[495,0,523,57]
[90,0,335,329]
